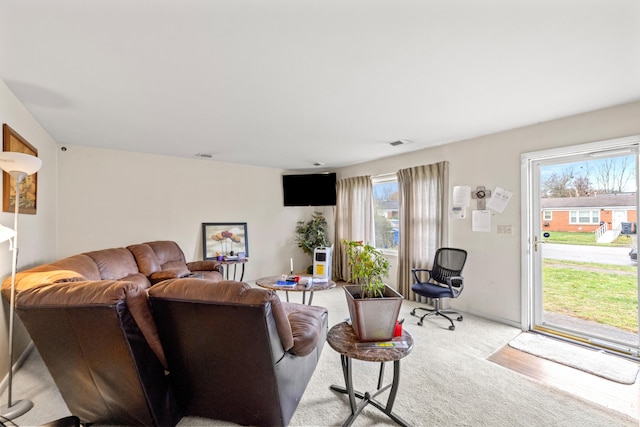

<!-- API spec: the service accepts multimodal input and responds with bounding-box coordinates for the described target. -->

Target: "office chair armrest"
[445,275,464,297]
[411,268,433,283]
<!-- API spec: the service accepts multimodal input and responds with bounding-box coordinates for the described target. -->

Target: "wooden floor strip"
[488,344,639,420]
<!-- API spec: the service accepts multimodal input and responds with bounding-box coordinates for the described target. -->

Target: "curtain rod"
[374,172,396,179]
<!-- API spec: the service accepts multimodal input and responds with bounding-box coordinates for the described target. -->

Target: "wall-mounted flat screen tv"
[282,173,336,206]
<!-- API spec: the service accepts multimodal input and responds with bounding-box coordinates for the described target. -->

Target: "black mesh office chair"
[410,248,467,330]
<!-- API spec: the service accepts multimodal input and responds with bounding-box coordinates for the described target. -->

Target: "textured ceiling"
[1,0,639,171]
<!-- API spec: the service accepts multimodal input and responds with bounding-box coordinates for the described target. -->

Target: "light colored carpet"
[6,282,638,427]
[509,332,640,385]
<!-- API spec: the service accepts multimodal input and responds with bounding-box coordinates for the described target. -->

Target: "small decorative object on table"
[255,275,336,305]
[276,274,298,286]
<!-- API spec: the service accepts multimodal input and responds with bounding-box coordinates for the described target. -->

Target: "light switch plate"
[497,225,513,235]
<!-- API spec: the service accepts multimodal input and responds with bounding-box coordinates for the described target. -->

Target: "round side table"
[255,276,336,305]
[327,321,414,427]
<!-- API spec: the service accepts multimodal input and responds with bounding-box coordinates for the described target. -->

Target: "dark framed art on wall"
[202,222,249,260]
[2,124,39,214]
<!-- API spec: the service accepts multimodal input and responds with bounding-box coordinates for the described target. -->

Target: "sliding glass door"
[522,136,640,359]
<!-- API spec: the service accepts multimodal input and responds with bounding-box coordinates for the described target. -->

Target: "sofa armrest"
[282,302,328,357]
[6,269,87,294]
[148,268,191,284]
[186,260,222,273]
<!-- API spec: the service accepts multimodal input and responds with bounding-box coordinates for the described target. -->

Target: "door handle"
[533,236,545,252]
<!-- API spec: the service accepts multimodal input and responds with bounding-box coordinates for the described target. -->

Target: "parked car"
[629,247,637,261]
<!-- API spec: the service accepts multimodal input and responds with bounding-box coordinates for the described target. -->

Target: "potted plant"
[342,239,402,341]
[295,212,330,273]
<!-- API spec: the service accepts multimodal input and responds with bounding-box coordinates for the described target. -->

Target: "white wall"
[0,80,58,382]
[337,101,640,326]
[56,145,335,281]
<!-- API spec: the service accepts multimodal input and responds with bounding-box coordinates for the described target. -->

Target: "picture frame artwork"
[2,124,39,214]
[202,222,249,259]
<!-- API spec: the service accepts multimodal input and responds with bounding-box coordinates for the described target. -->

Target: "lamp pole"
[0,171,33,419]
[0,151,42,420]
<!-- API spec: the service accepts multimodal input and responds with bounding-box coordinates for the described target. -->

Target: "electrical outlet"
[497,225,513,235]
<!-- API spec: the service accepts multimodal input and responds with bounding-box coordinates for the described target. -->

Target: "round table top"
[327,321,413,362]
[255,275,336,293]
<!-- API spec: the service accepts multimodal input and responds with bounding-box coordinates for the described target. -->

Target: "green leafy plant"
[295,212,330,271]
[343,239,390,298]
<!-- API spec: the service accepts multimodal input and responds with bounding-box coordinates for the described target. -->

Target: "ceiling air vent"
[389,139,412,147]
[194,153,213,159]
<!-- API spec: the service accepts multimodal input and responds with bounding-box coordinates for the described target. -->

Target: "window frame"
[372,174,399,254]
[569,209,600,224]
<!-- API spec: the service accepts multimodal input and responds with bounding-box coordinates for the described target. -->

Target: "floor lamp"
[0,152,42,420]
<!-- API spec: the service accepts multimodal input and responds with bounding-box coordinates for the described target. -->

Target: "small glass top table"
[254,275,336,305]
[327,321,414,427]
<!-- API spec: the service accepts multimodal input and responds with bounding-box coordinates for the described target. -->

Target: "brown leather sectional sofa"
[3,241,328,426]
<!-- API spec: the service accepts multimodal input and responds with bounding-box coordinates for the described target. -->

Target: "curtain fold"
[396,161,449,298]
[332,176,373,281]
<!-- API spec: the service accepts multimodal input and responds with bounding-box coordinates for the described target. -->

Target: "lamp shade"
[0,225,15,243]
[0,152,42,176]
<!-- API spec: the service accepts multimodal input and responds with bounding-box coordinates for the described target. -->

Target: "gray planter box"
[344,284,403,342]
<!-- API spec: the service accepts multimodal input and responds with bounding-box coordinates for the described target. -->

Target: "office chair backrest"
[431,248,467,287]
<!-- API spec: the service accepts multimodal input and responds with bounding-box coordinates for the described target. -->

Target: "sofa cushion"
[34,254,102,280]
[129,241,223,284]
[127,243,162,276]
[282,302,327,357]
[145,241,186,267]
[4,269,86,298]
[3,253,101,297]
[84,248,141,281]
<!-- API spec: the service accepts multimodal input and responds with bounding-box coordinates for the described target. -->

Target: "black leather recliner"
[14,280,179,426]
[149,278,328,427]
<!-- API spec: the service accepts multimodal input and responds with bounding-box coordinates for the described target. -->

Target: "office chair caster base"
[411,306,462,331]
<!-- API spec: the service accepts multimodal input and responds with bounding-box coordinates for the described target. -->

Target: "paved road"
[542,243,636,266]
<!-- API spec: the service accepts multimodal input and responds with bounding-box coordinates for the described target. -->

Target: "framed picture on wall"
[2,124,39,214]
[202,222,249,260]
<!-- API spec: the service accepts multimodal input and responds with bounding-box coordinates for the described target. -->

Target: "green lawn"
[542,231,634,247]
[543,259,638,332]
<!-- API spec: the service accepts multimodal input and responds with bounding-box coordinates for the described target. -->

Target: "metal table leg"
[329,357,411,427]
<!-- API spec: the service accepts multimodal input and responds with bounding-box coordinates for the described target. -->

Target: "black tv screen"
[282,173,337,206]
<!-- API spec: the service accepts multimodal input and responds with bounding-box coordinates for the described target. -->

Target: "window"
[372,176,399,251]
[543,210,552,221]
[569,210,600,224]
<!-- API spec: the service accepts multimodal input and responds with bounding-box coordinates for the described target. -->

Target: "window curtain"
[396,161,449,298]
[333,176,373,281]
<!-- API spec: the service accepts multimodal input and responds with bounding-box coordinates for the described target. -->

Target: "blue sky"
[541,155,637,192]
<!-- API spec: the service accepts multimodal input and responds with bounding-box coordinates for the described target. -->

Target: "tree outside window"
[373,177,399,251]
